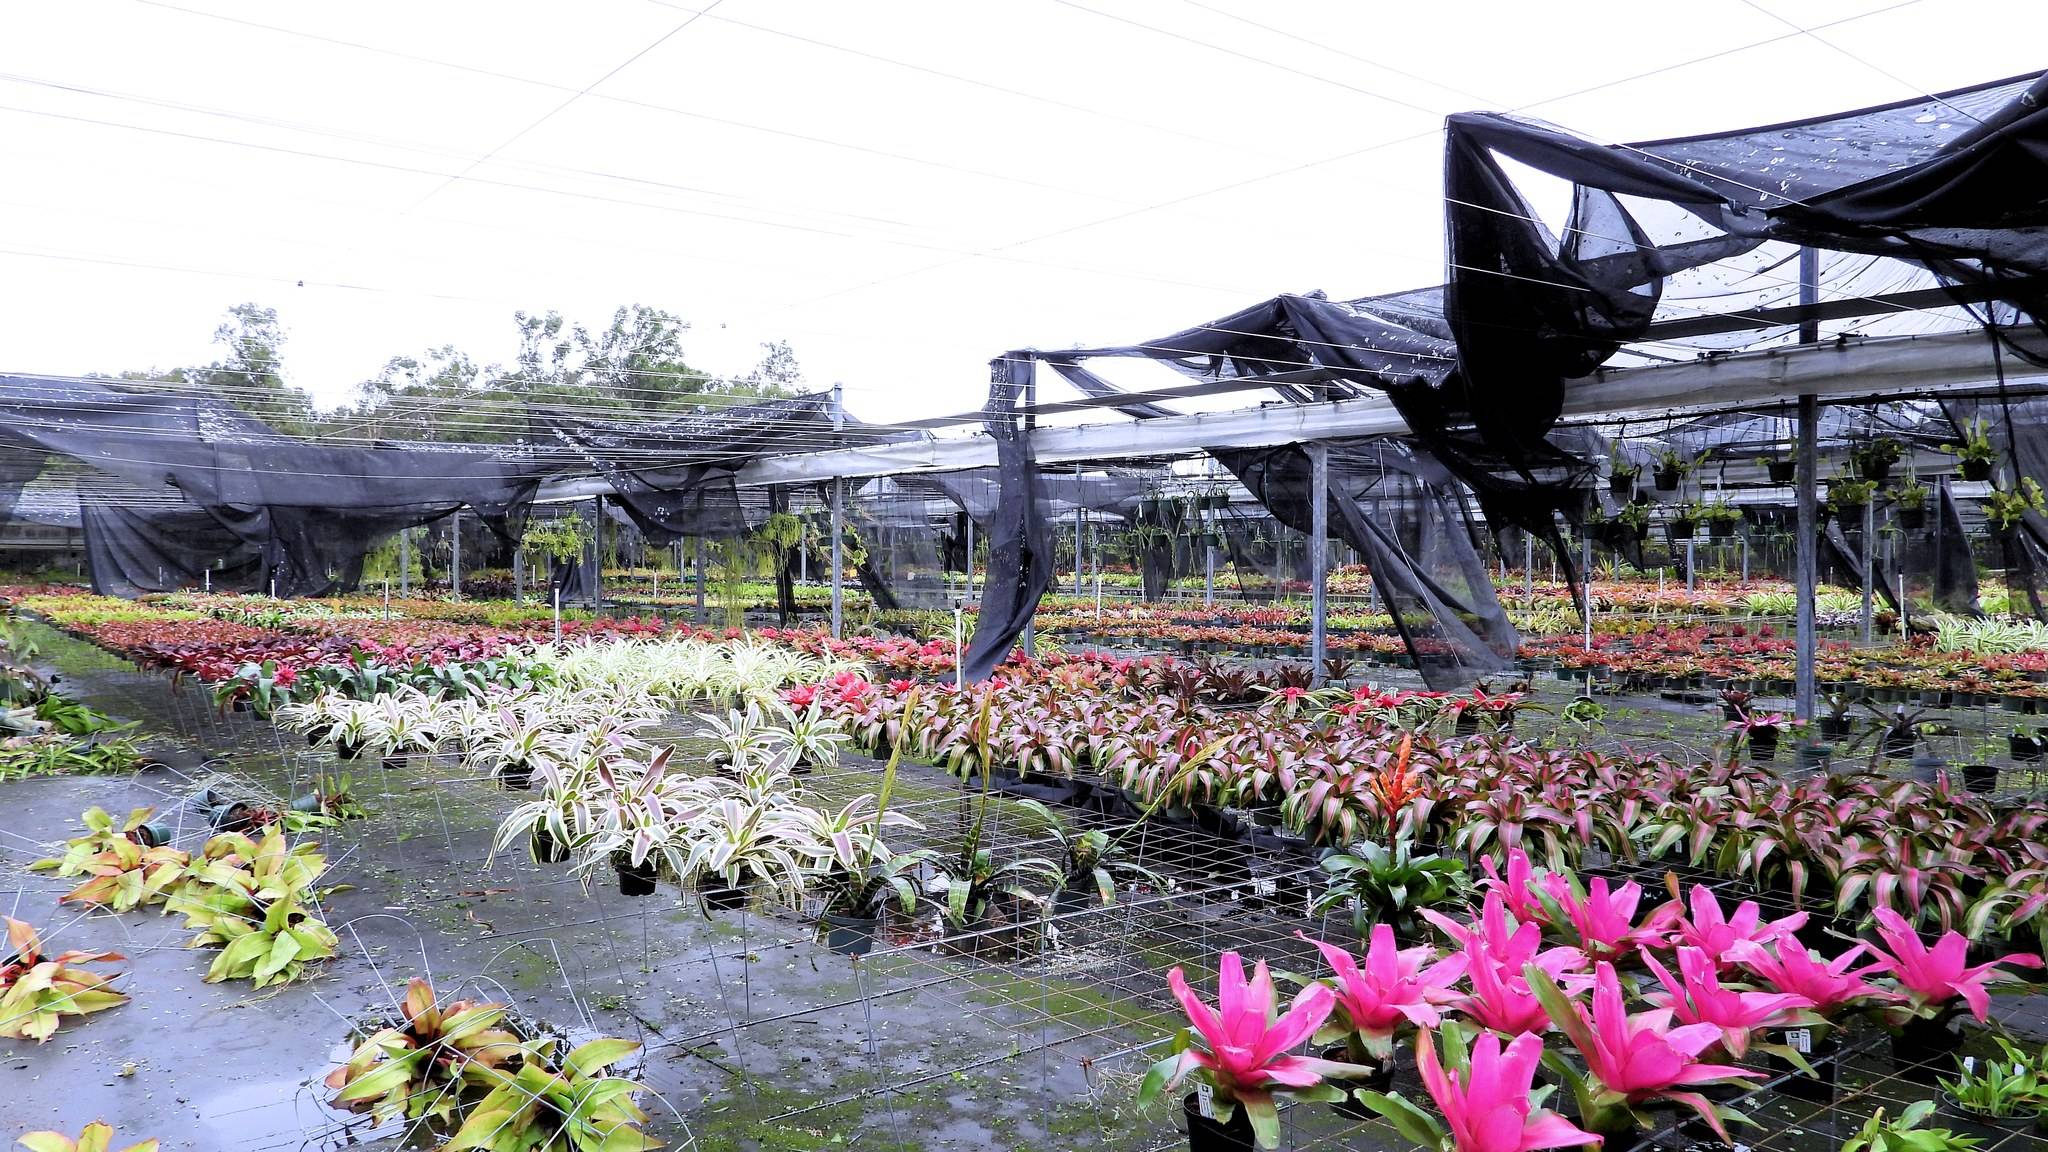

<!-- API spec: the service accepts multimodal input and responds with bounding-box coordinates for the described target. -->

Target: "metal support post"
[513,547,524,603]
[1861,498,1876,644]
[1795,392,1820,721]
[399,529,410,596]
[451,511,462,601]
[1074,466,1085,596]
[589,496,603,609]
[1794,245,1821,723]
[1523,533,1534,601]
[830,479,844,640]
[694,537,707,624]
[1741,538,1750,583]
[1309,443,1329,685]
[1685,539,1695,594]
[964,514,975,601]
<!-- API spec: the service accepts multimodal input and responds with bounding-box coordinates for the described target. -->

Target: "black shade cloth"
[79,501,264,597]
[532,395,844,544]
[1216,440,1516,688]
[0,375,544,597]
[959,356,1054,681]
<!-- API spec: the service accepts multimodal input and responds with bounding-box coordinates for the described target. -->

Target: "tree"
[199,303,314,432]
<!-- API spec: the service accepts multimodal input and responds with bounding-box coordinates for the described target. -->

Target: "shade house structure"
[5,72,2048,715]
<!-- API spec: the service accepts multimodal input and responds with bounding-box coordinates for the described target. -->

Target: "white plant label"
[1785,1027,1811,1054]
[1196,1082,1215,1119]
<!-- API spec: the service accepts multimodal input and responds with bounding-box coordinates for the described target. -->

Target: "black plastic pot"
[700,879,751,912]
[821,912,878,956]
[208,800,255,832]
[1892,1016,1963,1084]
[2009,734,2043,761]
[1862,458,1893,482]
[1900,507,1927,530]
[1819,716,1853,742]
[1768,459,1797,484]
[1708,518,1736,539]
[530,826,568,865]
[500,762,534,791]
[1608,472,1635,495]
[1963,763,1999,793]
[335,740,362,761]
[1183,1092,1253,1152]
[1320,1045,1393,1120]
[1882,730,1916,759]
[1653,467,1681,491]
[1767,1027,1840,1103]
[1668,518,1698,541]
[1962,459,1994,482]
[1747,728,1780,759]
[614,854,658,897]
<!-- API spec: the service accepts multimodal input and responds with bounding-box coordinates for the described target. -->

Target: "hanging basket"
[1767,459,1797,484]
[1961,459,1994,482]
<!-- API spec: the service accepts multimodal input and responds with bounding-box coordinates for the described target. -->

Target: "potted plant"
[937,845,1062,959]
[324,976,523,1127]
[1019,800,1163,913]
[1864,907,2042,1081]
[1728,711,1789,759]
[1830,474,1878,519]
[1943,417,1998,482]
[1614,501,1650,543]
[1667,504,1700,542]
[1703,499,1741,539]
[1894,477,1931,530]
[1855,437,1905,482]
[1651,447,1694,492]
[1819,693,1856,742]
[1303,925,1466,1092]
[1136,951,1373,1150]
[1984,479,2046,536]
[1311,838,1467,943]
[1609,457,1641,495]
[1841,1102,1984,1152]
[1759,454,1798,484]
[2011,724,2045,762]
[1360,1023,1600,1152]
[1938,1043,2045,1134]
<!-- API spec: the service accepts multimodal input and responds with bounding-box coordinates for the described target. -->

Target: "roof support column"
[1794,247,1821,723]
[451,511,462,602]
[1309,442,1329,686]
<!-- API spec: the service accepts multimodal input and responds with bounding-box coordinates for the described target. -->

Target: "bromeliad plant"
[165,825,339,988]
[1015,799,1164,907]
[1863,907,2041,1025]
[325,977,524,1126]
[1137,951,1374,1149]
[1311,837,1468,942]
[1359,1023,1600,1152]
[30,807,189,913]
[442,1035,660,1152]
[0,917,128,1042]
[1530,961,1761,1144]
[13,1123,158,1152]
[1303,924,1466,1065]
[1841,1101,1982,1152]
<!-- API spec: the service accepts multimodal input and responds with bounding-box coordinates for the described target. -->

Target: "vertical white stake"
[954,605,965,692]
[553,586,562,645]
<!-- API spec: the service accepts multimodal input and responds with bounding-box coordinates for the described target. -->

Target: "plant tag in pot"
[1784,1027,1810,1054]
[1196,1082,1214,1119]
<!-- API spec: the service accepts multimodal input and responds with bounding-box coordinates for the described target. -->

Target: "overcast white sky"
[2,0,2042,425]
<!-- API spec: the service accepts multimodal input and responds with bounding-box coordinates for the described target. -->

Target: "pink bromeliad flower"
[1304,925,1468,1060]
[1544,876,1679,962]
[1479,848,1568,926]
[1670,885,1806,969]
[1414,1027,1603,1152]
[1536,961,1760,1143]
[1640,946,1812,1057]
[1424,891,1586,977]
[1724,940,1896,1017]
[1864,908,2042,1021]
[1140,952,1370,1147]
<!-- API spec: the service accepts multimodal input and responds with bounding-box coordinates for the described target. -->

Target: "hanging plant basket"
[1652,466,1682,491]
[1607,471,1635,495]
[1708,518,1737,539]
[1961,459,1994,482]
[1899,507,1927,530]
[1767,459,1797,484]
[1667,517,1698,541]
